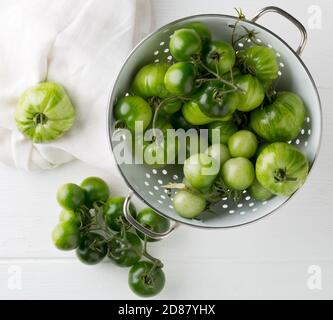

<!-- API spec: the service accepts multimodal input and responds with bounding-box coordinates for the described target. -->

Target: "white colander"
[107,7,322,238]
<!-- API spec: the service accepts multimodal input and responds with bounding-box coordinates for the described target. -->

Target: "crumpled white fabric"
[0,0,152,171]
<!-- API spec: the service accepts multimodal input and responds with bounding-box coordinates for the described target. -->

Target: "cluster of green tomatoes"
[114,21,309,219]
[52,176,170,297]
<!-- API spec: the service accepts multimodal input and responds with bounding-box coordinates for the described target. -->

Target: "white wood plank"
[0,259,332,299]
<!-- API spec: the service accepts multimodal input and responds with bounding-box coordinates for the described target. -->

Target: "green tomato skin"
[248,178,274,201]
[15,82,76,143]
[222,157,255,190]
[108,232,142,267]
[173,190,206,218]
[76,234,107,265]
[103,197,136,231]
[255,142,309,196]
[183,153,218,190]
[160,98,182,115]
[234,74,265,111]
[59,209,80,226]
[237,45,279,81]
[204,40,236,75]
[206,144,231,168]
[184,22,211,46]
[128,261,165,297]
[182,101,232,125]
[228,130,258,158]
[250,92,305,142]
[114,96,152,132]
[57,183,86,211]
[169,28,202,61]
[164,62,196,96]
[131,63,169,98]
[194,81,239,118]
[208,121,238,144]
[52,221,80,251]
[135,208,170,242]
[80,177,110,206]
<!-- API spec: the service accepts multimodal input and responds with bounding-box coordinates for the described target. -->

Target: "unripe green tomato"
[169,28,202,61]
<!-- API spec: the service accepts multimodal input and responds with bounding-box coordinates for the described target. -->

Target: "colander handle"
[123,192,179,240]
[251,6,307,55]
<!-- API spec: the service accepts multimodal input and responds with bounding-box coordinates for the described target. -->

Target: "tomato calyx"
[33,112,48,125]
[274,168,297,183]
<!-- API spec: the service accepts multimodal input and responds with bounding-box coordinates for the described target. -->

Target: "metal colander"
[107,7,322,237]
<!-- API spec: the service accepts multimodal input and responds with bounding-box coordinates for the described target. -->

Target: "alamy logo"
[8,265,22,290]
[307,265,322,290]
[308,5,322,30]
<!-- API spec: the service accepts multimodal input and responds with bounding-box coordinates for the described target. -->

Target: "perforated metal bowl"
[107,7,322,237]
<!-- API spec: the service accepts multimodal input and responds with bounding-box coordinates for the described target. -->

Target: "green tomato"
[169,28,202,61]
[173,189,206,218]
[128,261,165,297]
[256,142,308,196]
[80,177,110,206]
[221,157,255,190]
[135,208,170,242]
[228,130,258,158]
[234,74,265,111]
[206,144,231,167]
[52,221,80,251]
[164,62,196,96]
[208,121,238,144]
[170,111,193,130]
[15,82,76,143]
[248,178,274,201]
[57,183,85,211]
[250,92,305,142]
[59,209,80,226]
[114,96,152,132]
[183,153,218,191]
[159,98,183,115]
[237,45,279,81]
[131,63,169,99]
[184,22,211,46]
[194,81,240,118]
[182,100,232,125]
[203,40,236,75]
[108,232,142,267]
[103,197,136,231]
[76,234,107,265]
[144,138,178,168]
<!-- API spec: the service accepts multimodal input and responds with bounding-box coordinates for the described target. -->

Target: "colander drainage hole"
[154,50,159,56]
[222,204,228,209]
[144,181,149,186]
[145,173,151,179]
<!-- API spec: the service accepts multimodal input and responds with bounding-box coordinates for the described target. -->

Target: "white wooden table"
[1,0,333,299]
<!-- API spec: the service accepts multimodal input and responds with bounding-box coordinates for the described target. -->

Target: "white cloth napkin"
[0,0,152,171]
